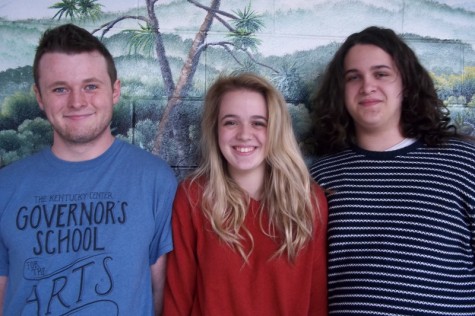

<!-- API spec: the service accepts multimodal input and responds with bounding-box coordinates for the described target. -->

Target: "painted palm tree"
[229,3,264,52]
[50,0,102,20]
[77,0,103,20]
[50,0,78,20]
[272,61,306,102]
[122,23,155,57]
[50,0,275,155]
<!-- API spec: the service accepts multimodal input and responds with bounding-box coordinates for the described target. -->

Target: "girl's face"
[218,89,268,182]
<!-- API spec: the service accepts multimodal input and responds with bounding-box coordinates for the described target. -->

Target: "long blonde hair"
[190,72,321,262]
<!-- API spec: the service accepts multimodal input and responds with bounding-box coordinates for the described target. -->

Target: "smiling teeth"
[235,147,254,153]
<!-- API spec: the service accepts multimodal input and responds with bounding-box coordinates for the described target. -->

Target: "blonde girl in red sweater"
[163,73,327,316]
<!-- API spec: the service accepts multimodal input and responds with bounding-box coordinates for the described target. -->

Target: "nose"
[68,89,87,109]
[359,76,376,95]
[236,124,252,141]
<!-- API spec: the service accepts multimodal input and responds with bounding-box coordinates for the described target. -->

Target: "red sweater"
[163,181,328,316]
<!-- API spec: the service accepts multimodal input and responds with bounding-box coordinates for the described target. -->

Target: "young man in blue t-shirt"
[0,24,177,315]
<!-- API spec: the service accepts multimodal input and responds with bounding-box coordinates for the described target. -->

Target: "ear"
[33,84,45,111]
[112,79,121,105]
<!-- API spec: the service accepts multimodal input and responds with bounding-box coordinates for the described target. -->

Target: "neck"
[230,170,265,201]
[52,134,115,162]
[356,129,405,151]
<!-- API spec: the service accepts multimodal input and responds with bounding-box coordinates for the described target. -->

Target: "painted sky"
[0,0,144,20]
[1,0,473,20]
[439,0,475,11]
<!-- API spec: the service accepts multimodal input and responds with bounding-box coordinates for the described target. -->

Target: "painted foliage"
[0,0,474,176]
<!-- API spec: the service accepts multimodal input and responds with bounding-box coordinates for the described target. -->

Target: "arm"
[162,183,198,315]
[0,276,7,316]
[310,185,329,315]
[151,255,167,316]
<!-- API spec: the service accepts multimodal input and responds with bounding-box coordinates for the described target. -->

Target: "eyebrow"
[83,78,104,83]
[344,64,393,75]
[46,77,104,87]
[220,114,268,121]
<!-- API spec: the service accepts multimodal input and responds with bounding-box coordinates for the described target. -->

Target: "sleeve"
[310,184,328,315]
[149,164,178,264]
[470,188,475,257]
[162,183,199,316]
[0,235,8,276]
[0,176,10,276]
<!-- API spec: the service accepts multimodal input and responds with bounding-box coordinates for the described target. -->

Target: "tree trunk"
[146,0,175,96]
[152,0,221,155]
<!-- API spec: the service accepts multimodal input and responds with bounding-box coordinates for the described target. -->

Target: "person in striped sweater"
[310,26,475,315]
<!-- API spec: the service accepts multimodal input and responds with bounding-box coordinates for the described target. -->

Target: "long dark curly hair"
[311,26,461,155]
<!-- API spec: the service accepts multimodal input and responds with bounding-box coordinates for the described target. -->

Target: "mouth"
[359,99,381,106]
[64,113,94,120]
[234,146,256,153]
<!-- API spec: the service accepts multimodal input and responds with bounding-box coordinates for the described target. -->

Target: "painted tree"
[50,0,102,20]
[50,0,276,155]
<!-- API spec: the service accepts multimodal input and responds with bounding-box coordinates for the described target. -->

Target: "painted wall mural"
[1,0,474,177]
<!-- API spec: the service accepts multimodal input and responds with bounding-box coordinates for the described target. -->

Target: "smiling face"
[34,51,120,158]
[218,89,268,181]
[343,44,404,137]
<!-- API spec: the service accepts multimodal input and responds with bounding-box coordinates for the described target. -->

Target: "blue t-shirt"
[0,139,177,315]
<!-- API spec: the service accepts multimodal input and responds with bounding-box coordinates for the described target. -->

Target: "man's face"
[343,44,404,137]
[34,51,120,152]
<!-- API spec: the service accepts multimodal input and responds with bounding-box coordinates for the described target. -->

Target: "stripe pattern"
[310,140,475,315]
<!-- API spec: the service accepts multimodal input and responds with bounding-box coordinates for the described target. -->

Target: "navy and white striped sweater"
[310,139,475,316]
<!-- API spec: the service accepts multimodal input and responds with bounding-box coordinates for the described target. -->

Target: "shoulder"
[309,182,328,237]
[117,140,163,162]
[309,150,353,177]
[439,139,475,169]
[445,138,475,153]
[310,182,328,214]
[172,179,206,224]
[310,149,355,166]
[0,150,46,180]
[420,138,475,160]
[176,178,205,203]
[174,178,208,210]
[310,182,325,198]
[116,140,176,176]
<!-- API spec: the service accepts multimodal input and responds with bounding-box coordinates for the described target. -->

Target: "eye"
[345,73,360,82]
[223,120,237,126]
[52,87,67,94]
[374,68,397,82]
[252,120,267,128]
[85,84,98,91]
